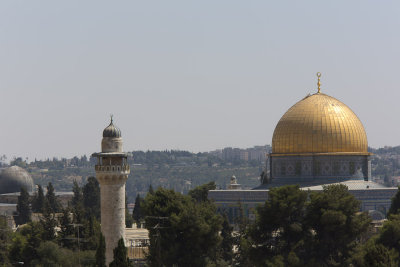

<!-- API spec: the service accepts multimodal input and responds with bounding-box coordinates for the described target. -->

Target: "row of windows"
[273,161,365,177]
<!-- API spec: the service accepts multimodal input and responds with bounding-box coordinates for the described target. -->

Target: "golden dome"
[272,92,368,154]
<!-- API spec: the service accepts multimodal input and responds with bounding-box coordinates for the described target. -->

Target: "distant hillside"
[4,148,266,202]
[3,145,400,202]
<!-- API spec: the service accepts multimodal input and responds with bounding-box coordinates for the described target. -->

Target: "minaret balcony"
[95,164,130,174]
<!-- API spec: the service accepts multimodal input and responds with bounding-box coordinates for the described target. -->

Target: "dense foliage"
[0,216,11,265]
[4,178,103,266]
[143,187,223,267]
[5,179,400,266]
[243,185,371,266]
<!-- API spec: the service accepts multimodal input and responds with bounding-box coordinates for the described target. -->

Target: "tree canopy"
[83,176,100,219]
[246,184,371,266]
[143,187,222,267]
[306,184,371,266]
[188,181,216,203]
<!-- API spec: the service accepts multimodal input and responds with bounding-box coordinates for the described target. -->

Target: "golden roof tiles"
[272,93,368,154]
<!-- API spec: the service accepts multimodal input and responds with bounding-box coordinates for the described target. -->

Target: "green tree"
[46,182,61,213]
[0,216,11,265]
[40,200,58,241]
[95,232,106,267]
[72,180,83,208]
[220,213,234,264]
[16,187,31,225]
[30,241,95,266]
[351,238,399,267]
[83,176,100,219]
[188,181,216,203]
[109,238,131,267]
[58,207,74,248]
[247,185,309,266]
[388,186,400,216]
[82,215,101,250]
[10,157,27,168]
[306,184,371,266]
[32,184,45,213]
[143,187,222,267]
[132,194,143,227]
[32,241,65,266]
[148,184,154,194]
[243,184,371,266]
[8,233,27,264]
[71,180,85,226]
[377,214,400,252]
[9,222,44,265]
[234,203,252,267]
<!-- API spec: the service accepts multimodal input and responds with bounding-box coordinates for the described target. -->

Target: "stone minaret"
[92,117,130,265]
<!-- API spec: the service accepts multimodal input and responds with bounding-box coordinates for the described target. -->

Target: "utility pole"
[146,216,169,266]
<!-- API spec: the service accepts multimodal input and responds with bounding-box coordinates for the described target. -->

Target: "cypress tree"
[46,182,60,213]
[32,185,45,213]
[109,238,131,267]
[40,200,57,241]
[220,213,234,264]
[132,194,143,227]
[59,207,74,248]
[83,176,100,219]
[71,180,83,208]
[148,184,154,195]
[16,187,31,225]
[71,180,85,224]
[95,232,106,267]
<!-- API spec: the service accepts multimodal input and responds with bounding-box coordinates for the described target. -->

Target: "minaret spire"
[317,72,321,93]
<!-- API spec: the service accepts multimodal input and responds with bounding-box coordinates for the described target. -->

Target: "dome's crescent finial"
[317,72,321,93]
[110,114,113,124]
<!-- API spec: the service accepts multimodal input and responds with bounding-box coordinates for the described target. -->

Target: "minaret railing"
[95,164,130,172]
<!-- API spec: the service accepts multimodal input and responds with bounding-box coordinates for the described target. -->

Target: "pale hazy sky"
[1,1,400,160]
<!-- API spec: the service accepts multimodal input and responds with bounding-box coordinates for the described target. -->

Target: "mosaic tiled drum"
[269,91,371,187]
